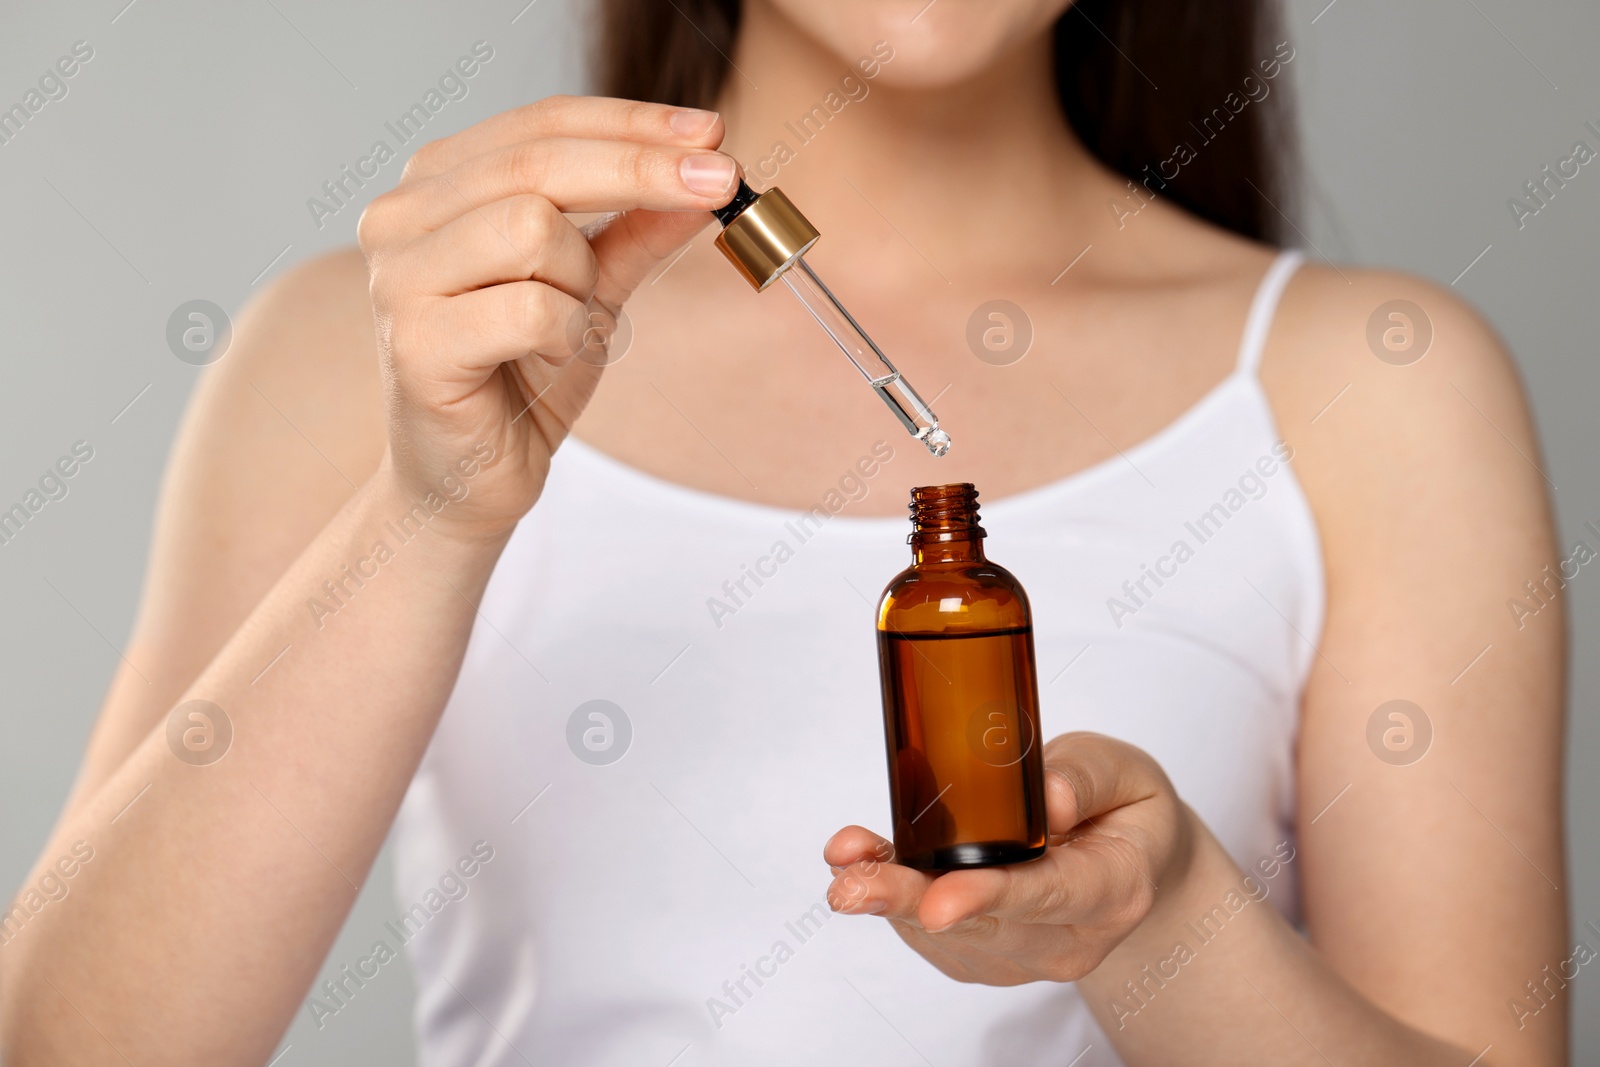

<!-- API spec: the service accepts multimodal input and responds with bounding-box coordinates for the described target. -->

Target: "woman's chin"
[761,0,1063,93]
[864,42,1029,91]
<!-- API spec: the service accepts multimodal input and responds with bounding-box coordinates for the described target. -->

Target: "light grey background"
[0,0,1593,1062]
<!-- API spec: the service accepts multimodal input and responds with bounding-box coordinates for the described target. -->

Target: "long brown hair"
[594,0,1296,244]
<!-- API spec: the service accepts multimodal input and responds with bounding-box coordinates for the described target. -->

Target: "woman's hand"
[356,95,740,543]
[824,732,1197,986]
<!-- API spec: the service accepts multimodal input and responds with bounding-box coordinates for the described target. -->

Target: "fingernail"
[862,900,887,915]
[670,108,719,138]
[680,153,736,197]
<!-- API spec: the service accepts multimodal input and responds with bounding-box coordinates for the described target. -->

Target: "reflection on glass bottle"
[875,483,1047,870]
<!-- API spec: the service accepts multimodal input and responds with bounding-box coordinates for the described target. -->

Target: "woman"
[1,0,1567,1063]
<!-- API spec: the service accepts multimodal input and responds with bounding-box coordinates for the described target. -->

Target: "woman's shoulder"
[164,244,388,608]
[245,245,379,370]
[1259,255,1542,577]
[1262,258,1522,447]
[262,244,372,316]
[217,245,387,467]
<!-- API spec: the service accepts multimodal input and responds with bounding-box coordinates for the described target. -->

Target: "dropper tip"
[923,427,952,458]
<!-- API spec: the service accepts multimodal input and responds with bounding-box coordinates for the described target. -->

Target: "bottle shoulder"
[876,557,1032,634]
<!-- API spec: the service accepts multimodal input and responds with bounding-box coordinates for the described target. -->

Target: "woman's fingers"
[1042,731,1167,834]
[921,914,1094,982]
[828,862,935,922]
[918,831,1154,931]
[340,94,740,544]
[822,825,894,869]
[824,825,934,920]
[355,96,741,410]
[398,281,590,378]
[399,95,725,183]
[392,194,600,299]
[582,207,719,313]
[361,137,737,246]
[368,179,725,391]
[828,861,933,920]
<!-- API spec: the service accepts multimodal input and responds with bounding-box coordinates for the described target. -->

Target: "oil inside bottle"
[878,624,1044,868]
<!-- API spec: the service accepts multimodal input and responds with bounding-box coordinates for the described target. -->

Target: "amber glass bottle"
[876,483,1048,870]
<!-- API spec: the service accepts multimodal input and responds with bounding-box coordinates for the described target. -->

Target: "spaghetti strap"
[1234,249,1305,377]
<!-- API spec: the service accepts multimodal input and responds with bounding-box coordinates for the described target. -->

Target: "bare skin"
[0,0,1566,1064]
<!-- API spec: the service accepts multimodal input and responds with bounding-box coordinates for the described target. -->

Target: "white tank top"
[393,251,1320,1066]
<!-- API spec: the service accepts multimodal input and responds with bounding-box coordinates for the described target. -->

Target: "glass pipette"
[711,180,951,457]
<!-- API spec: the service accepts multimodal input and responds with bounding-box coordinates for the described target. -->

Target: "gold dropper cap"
[712,184,821,291]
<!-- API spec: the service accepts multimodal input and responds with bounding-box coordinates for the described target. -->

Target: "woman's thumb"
[584,206,719,314]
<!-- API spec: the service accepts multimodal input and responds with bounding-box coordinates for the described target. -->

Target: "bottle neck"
[911,531,987,565]
[907,483,987,565]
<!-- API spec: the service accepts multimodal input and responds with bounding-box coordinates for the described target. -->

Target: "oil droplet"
[924,427,952,458]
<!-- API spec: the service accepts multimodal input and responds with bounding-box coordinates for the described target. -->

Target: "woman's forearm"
[1079,811,1476,1065]
[1,458,510,1066]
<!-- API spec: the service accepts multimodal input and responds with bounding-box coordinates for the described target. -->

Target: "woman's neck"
[712,2,1113,285]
